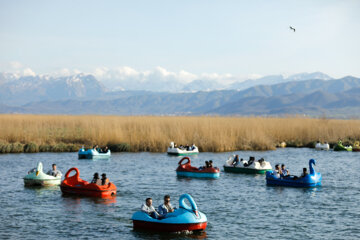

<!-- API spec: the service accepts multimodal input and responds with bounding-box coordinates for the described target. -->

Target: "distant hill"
[0,72,359,118]
[0,73,107,106]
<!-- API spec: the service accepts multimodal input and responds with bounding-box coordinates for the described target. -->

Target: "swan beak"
[36,171,39,176]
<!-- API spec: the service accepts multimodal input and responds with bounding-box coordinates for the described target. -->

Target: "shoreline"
[0,140,353,154]
[0,114,359,154]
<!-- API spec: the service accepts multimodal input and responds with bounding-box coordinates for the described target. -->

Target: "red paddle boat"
[60,167,117,198]
[176,157,220,179]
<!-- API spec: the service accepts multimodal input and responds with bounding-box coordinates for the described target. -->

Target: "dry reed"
[0,114,359,153]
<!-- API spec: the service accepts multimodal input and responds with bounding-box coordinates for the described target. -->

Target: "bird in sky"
[289,26,296,32]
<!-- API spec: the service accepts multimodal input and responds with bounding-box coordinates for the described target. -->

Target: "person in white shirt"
[141,198,160,219]
[273,164,282,178]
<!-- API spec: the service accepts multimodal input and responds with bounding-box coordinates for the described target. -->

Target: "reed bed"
[0,114,359,153]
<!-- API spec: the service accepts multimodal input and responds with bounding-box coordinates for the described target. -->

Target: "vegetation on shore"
[0,114,359,153]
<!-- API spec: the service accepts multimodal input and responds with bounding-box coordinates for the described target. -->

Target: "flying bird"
[289,26,296,32]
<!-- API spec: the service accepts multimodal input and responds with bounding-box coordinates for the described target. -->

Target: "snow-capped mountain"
[0,73,106,106]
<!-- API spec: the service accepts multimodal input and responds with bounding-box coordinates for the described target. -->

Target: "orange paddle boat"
[60,167,116,198]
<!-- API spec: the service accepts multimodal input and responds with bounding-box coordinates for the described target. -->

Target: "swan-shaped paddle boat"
[60,167,116,198]
[167,142,199,156]
[78,147,111,159]
[224,156,272,174]
[333,141,352,151]
[266,159,322,187]
[315,141,330,150]
[352,141,360,152]
[176,157,220,179]
[132,194,207,232]
[24,162,62,186]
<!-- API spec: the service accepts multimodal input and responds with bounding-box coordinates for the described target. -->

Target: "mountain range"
[0,72,359,118]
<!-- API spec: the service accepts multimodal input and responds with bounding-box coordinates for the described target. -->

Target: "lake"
[0,148,359,239]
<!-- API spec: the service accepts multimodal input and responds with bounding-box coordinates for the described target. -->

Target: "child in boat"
[141,198,161,219]
[158,195,175,217]
[101,173,109,185]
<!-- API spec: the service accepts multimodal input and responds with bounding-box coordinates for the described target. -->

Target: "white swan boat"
[223,156,272,174]
[167,142,199,156]
[23,162,62,186]
[315,142,330,150]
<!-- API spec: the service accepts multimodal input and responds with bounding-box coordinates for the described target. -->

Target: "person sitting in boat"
[191,143,196,150]
[102,146,109,153]
[91,172,101,184]
[280,164,289,177]
[158,195,175,217]
[273,164,282,178]
[299,168,308,178]
[101,173,109,185]
[208,160,213,168]
[47,164,62,177]
[232,155,240,166]
[141,198,161,219]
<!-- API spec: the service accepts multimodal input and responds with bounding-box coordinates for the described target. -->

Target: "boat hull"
[60,185,116,198]
[266,178,321,187]
[167,151,199,156]
[223,166,271,174]
[133,220,207,232]
[333,145,352,151]
[176,171,220,179]
[78,149,111,159]
[24,178,61,186]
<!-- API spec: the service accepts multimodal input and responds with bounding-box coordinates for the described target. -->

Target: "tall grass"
[0,114,359,153]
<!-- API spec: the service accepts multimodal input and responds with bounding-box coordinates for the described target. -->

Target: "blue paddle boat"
[132,194,207,232]
[78,147,111,159]
[266,159,322,187]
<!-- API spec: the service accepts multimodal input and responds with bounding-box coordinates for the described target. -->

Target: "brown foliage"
[0,114,359,152]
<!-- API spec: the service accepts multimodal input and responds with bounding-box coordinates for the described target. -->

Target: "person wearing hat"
[101,173,109,185]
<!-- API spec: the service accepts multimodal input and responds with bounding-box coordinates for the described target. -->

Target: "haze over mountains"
[0,71,359,118]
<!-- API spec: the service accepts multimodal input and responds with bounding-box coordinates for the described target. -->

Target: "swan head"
[309,159,316,166]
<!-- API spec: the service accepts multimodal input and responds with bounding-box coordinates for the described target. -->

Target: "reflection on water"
[0,149,359,239]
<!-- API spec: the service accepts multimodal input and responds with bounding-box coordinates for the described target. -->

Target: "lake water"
[0,148,359,239]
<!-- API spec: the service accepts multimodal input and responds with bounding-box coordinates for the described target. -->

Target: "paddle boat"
[24,162,62,186]
[266,159,322,187]
[333,141,352,151]
[78,146,111,159]
[223,156,272,174]
[60,167,116,198]
[352,141,360,152]
[315,141,330,150]
[176,157,220,179]
[167,142,199,156]
[132,193,207,232]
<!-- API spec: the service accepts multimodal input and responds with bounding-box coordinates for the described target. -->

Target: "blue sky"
[0,0,359,80]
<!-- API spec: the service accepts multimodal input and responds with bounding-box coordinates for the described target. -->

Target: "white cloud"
[23,68,36,76]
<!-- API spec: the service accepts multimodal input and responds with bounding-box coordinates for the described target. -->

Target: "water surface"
[0,149,359,239]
